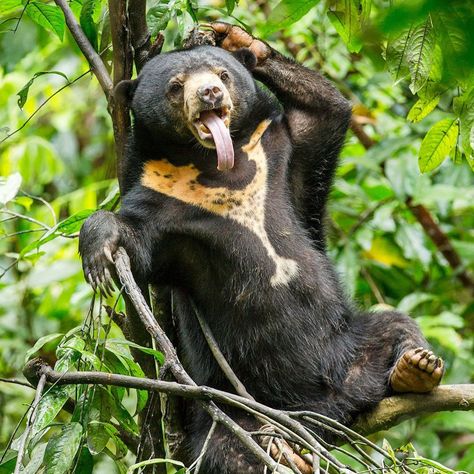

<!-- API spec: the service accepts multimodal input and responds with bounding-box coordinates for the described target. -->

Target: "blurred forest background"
[0,0,473,473]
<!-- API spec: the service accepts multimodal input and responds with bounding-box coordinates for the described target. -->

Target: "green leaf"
[20,209,93,257]
[454,87,474,160]
[80,0,100,52]
[406,18,435,94]
[107,339,165,365]
[44,423,83,474]
[225,0,236,15]
[25,333,63,362]
[23,442,47,474]
[147,1,171,37]
[327,1,364,53]
[0,172,22,205]
[127,458,184,474]
[385,27,413,82]
[31,386,72,438]
[25,2,65,41]
[418,118,459,173]
[407,83,443,123]
[263,0,319,35]
[0,0,22,16]
[0,451,17,474]
[87,421,111,455]
[17,71,69,109]
[99,185,120,210]
[75,447,94,474]
[56,336,86,372]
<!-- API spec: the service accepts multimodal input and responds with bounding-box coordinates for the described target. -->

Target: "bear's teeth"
[200,123,211,134]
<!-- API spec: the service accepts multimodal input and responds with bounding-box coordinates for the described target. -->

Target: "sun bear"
[79,23,444,473]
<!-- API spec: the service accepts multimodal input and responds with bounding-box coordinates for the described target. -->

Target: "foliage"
[0,0,473,473]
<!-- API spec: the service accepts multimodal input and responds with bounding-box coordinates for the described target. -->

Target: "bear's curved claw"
[82,243,117,298]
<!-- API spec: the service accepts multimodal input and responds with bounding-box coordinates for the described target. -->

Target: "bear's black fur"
[79,39,429,473]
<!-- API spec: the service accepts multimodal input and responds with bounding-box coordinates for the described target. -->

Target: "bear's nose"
[197,84,224,106]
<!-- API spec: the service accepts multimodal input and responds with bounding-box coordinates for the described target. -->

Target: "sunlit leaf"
[407,83,443,123]
[327,1,363,54]
[17,71,69,109]
[25,2,65,41]
[419,118,459,173]
[0,172,22,205]
[0,0,22,16]
[264,0,319,34]
[25,332,63,362]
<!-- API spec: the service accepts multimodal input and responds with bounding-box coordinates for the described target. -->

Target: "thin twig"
[194,420,217,474]
[0,209,49,230]
[0,378,34,389]
[191,299,255,400]
[13,374,46,474]
[0,70,91,145]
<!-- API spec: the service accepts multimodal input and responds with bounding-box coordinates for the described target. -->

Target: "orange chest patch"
[140,120,271,215]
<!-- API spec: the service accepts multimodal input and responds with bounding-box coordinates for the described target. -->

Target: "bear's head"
[115,46,259,171]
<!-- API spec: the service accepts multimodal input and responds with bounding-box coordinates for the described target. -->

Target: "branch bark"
[128,0,151,73]
[353,384,474,434]
[108,0,133,190]
[54,0,113,97]
[23,359,474,444]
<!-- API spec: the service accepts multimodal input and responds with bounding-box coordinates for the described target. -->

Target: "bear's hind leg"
[390,347,444,393]
[349,311,444,400]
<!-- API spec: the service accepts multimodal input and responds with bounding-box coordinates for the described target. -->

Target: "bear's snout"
[197,84,224,108]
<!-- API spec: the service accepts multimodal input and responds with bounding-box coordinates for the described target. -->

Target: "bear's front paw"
[209,22,270,64]
[82,238,118,297]
[79,211,121,297]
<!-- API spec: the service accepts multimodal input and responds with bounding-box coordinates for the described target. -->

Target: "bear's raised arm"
[211,22,352,249]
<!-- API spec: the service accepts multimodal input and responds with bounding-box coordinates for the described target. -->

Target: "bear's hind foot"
[390,347,444,393]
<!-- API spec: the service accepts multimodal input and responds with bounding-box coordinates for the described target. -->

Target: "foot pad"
[390,347,444,393]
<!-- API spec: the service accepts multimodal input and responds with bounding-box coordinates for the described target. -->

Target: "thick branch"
[54,0,112,97]
[128,0,151,72]
[108,0,133,189]
[24,359,474,440]
[353,384,474,434]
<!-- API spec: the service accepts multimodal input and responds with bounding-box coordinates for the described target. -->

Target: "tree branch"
[108,0,133,190]
[54,0,113,97]
[353,384,474,434]
[128,0,151,73]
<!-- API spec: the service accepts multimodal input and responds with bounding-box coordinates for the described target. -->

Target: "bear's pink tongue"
[200,111,234,171]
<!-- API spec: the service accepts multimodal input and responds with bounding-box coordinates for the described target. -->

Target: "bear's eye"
[169,82,183,93]
[220,71,230,82]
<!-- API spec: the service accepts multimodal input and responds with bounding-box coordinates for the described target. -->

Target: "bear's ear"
[114,79,138,106]
[232,48,257,70]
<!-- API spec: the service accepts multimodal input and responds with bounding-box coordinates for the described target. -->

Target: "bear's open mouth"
[192,106,234,171]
